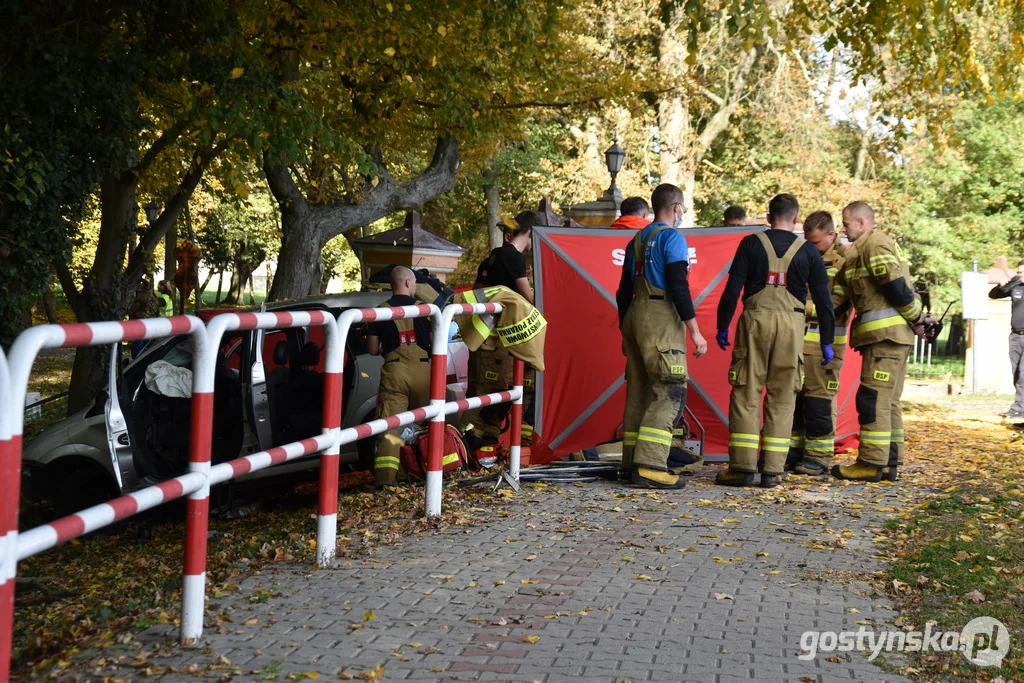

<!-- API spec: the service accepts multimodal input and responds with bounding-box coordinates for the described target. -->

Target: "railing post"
[181,323,213,645]
[0,347,14,683]
[316,314,343,567]
[425,306,457,518]
[509,359,525,481]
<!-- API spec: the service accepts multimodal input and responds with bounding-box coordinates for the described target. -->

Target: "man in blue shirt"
[615,184,708,488]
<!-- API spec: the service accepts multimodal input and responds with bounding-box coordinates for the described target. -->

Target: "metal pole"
[509,359,525,481]
[971,320,978,394]
[927,341,932,366]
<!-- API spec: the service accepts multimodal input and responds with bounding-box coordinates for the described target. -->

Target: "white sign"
[961,272,990,320]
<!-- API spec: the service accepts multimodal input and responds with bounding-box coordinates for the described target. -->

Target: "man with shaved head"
[830,201,926,482]
[367,265,434,486]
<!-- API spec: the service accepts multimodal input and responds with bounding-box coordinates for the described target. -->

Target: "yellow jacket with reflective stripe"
[454,286,548,371]
[804,242,850,353]
[834,228,920,348]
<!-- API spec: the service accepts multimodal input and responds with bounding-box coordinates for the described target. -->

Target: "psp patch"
[872,264,888,276]
[670,364,686,375]
[826,380,840,391]
[484,370,499,381]
[873,370,891,382]
[728,370,738,381]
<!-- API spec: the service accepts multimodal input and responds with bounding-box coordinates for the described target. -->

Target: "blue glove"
[820,343,834,365]
[716,330,730,350]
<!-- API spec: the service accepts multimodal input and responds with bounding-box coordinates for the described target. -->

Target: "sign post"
[961,267,990,394]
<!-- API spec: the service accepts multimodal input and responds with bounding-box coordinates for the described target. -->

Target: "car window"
[162,337,194,368]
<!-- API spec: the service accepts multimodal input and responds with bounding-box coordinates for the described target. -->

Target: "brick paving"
[101,469,911,682]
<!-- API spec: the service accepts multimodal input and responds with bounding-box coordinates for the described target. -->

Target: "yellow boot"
[631,466,686,489]
[830,462,884,482]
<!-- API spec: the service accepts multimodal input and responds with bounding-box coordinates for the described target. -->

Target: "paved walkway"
[99,470,911,682]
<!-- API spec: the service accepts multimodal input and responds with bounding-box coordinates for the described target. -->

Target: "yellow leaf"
[385,2,393,11]
[437,25,447,37]
[467,617,487,622]
[384,47,396,57]
[722,519,741,524]
[243,618,259,625]
[523,635,541,644]
[521,579,539,584]
[363,610,376,621]
[493,580,505,586]
[230,67,244,79]
[679,546,696,552]
[756,552,769,557]
[723,542,738,547]
[768,570,782,575]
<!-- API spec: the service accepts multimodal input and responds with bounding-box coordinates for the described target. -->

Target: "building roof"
[351,211,467,253]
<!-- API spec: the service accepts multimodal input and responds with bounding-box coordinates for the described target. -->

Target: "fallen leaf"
[964,589,985,603]
[363,610,376,621]
[523,635,541,644]
[714,593,734,600]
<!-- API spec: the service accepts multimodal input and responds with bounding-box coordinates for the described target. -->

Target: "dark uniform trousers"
[375,318,431,486]
[621,227,690,473]
[727,235,807,475]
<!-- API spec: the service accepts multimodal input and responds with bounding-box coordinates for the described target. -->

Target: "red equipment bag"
[399,425,471,479]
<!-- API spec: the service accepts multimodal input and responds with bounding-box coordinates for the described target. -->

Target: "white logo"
[798,617,1009,667]
[612,248,626,267]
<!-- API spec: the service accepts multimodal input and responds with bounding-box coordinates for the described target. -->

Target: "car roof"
[267,291,390,312]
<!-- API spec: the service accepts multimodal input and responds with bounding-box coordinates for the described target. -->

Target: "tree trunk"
[656,4,689,187]
[681,169,697,221]
[264,136,461,300]
[222,269,245,305]
[163,225,177,299]
[216,271,223,302]
[854,126,871,180]
[483,164,502,249]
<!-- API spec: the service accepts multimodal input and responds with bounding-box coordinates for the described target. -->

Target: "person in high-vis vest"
[366,266,433,486]
[615,183,708,489]
[787,211,850,476]
[156,280,174,317]
[715,194,835,488]
[463,212,542,446]
[831,201,927,482]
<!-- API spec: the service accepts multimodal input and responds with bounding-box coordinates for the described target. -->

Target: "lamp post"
[603,136,626,201]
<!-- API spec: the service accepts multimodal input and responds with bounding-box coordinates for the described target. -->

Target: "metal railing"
[0,303,526,679]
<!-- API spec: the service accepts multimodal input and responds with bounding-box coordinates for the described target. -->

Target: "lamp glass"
[144,203,160,223]
[605,142,625,174]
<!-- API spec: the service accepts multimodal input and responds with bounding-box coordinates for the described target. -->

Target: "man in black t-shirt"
[367,266,433,486]
[473,211,537,303]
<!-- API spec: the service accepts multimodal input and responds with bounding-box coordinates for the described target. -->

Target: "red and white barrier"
[184,310,341,641]
[0,316,204,679]
[425,303,525,517]
[1,302,530,673]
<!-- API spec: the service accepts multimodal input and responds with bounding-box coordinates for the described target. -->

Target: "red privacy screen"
[530,225,861,463]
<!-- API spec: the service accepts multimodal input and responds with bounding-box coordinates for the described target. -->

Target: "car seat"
[266,341,291,443]
[286,342,324,439]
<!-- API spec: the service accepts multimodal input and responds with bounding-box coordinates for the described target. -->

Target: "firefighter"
[787,211,850,475]
[366,266,433,486]
[462,212,542,447]
[615,183,708,489]
[715,194,835,488]
[156,280,174,316]
[831,201,927,482]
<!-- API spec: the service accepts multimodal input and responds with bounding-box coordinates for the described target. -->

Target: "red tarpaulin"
[530,225,861,463]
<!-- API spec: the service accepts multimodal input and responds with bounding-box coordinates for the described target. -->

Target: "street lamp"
[604,136,626,200]
[144,203,160,224]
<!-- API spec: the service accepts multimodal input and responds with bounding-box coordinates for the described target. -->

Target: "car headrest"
[300,342,320,367]
[273,341,289,365]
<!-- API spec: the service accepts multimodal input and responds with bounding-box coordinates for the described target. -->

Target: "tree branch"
[699,86,725,107]
[52,259,83,320]
[133,120,188,176]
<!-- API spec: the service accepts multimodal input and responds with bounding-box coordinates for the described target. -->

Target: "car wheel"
[54,465,118,520]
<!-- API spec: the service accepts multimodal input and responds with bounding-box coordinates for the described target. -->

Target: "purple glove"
[716,330,730,350]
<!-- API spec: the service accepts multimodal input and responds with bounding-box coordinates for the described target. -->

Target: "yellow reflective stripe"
[898,299,922,322]
[804,331,849,344]
[375,456,400,470]
[845,267,871,280]
[860,430,891,444]
[463,290,479,304]
[496,307,546,346]
[790,436,806,447]
[623,431,638,446]
[638,426,673,446]
[463,289,495,340]
[855,315,906,333]
[761,435,790,453]
[442,452,461,466]
[805,438,834,449]
[729,433,760,448]
[891,429,905,443]
[868,254,898,266]
[826,267,838,277]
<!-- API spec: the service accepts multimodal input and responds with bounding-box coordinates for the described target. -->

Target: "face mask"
[672,208,683,230]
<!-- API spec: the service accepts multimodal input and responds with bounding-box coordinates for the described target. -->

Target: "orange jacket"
[609,215,650,230]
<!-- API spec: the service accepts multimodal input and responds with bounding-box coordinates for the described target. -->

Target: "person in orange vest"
[366,266,433,486]
[609,197,651,230]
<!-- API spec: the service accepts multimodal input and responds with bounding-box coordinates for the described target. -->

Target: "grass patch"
[881,404,1024,680]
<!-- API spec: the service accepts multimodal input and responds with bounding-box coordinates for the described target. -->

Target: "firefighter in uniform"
[615,183,708,489]
[462,212,541,446]
[787,211,850,475]
[366,266,433,486]
[715,194,835,488]
[831,201,926,482]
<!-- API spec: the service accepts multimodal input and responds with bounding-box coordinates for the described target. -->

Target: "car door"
[104,343,134,492]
